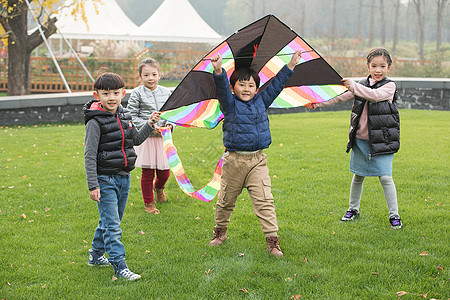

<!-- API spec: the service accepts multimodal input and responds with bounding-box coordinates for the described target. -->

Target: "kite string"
[201,50,315,61]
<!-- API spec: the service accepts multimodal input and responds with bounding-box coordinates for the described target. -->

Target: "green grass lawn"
[0,110,448,299]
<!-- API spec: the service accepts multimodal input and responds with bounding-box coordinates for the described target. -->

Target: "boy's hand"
[148,111,161,125]
[90,188,100,202]
[210,54,223,75]
[287,50,302,70]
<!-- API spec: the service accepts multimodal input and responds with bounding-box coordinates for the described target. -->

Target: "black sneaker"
[341,209,359,221]
[88,249,111,267]
[389,216,402,229]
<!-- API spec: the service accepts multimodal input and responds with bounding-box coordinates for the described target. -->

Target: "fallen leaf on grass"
[205,269,211,274]
[111,275,117,282]
[252,271,259,275]
[239,288,249,293]
[285,277,293,282]
[20,214,26,219]
[237,253,245,257]
[396,291,407,296]
[45,208,50,212]
[436,265,443,270]
[138,230,145,235]
[145,250,150,253]
[290,295,301,299]
[419,251,428,256]
[41,284,47,288]
[83,240,88,244]
[371,272,380,276]
[302,257,307,263]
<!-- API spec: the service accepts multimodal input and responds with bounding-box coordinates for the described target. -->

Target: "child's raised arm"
[287,50,302,70]
[211,54,223,75]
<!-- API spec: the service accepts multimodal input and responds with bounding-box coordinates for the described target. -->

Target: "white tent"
[51,0,137,40]
[131,0,222,44]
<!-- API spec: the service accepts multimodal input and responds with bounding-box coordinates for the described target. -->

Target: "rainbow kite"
[160,15,347,128]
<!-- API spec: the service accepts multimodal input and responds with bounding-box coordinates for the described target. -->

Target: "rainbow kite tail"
[160,127,223,202]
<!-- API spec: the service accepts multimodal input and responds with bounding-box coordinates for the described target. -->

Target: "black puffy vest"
[346,77,400,156]
[84,100,137,174]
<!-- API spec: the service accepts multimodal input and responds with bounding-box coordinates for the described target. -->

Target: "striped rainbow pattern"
[161,127,224,202]
[193,41,235,78]
[160,99,224,128]
[271,84,348,108]
[259,36,319,86]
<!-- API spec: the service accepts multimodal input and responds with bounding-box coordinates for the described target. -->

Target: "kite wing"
[160,15,347,128]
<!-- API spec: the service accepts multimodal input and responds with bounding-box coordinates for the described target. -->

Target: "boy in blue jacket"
[209,51,301,257]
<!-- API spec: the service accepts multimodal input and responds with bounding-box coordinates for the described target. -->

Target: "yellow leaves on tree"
[0,0,102,49]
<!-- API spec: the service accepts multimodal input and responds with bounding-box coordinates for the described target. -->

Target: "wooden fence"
[0,49,429,94]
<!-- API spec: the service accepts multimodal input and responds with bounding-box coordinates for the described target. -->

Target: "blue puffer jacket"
[213,65,293,151]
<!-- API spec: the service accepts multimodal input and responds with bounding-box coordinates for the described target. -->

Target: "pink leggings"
[141,168,170,204]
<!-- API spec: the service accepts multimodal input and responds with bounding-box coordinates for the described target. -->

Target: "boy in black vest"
[83,72,160,280]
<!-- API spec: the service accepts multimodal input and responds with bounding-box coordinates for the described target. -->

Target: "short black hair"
[366,48,393,67]
[93,72,125,91]
[229,68,260,88]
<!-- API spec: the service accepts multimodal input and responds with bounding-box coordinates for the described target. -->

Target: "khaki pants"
[214,151,278,234]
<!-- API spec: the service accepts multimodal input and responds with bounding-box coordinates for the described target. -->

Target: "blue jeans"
[91,174,130,264]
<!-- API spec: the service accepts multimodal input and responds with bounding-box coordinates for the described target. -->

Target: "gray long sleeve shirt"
[84,118,153,191]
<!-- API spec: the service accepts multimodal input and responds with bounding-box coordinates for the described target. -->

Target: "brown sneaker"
[266,236,283,257]
[154,187,167,202]
[209,226,227,246]
[144,202,160,214]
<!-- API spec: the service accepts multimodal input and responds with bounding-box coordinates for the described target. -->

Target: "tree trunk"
[379,0,386,46]
[405,1,411,42]
[413,0,425,61]
[436,0,448,52]
[368,0,375,47]
[1,1,58,96]
[5,2,30,96]
[331,0,337,50]
[392,0,400,56]
[357,1,363,38]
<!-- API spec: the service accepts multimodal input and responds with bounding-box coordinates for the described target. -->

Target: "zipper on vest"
[116,115,128,168]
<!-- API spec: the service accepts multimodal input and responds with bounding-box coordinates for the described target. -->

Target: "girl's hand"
[305,103,319,110]
[287,50,302,70]
[211,54,222,75]
[341,78,353,90]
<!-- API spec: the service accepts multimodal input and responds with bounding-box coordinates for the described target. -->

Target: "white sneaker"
[117,268,141,281]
